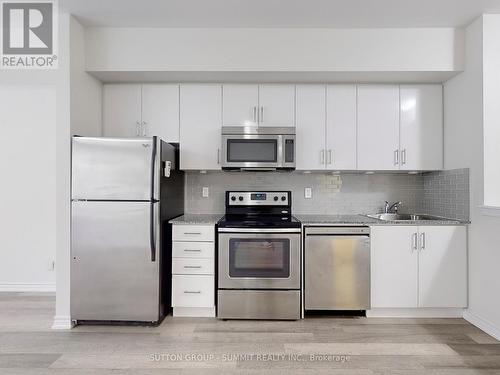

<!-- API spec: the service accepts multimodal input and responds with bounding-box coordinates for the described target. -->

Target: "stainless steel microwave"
[221,126,296,171]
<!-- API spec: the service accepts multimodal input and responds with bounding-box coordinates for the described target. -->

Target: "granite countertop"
[169,214,223,225]
[296,214,469,226]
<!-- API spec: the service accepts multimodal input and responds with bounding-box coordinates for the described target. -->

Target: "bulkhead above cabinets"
[102,83,444,172]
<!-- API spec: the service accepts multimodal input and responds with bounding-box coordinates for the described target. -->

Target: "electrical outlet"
[304,187,312,199]
[202,187,209,198]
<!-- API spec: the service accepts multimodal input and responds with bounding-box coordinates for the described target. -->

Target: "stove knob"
[274,196,279,201]
[281,196,287,201]
[238,196,244,201]
[231,196,236,201]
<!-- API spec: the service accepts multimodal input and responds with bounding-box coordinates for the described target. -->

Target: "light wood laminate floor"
[1,293,500,374]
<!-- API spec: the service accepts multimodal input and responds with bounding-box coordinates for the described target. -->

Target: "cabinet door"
[222,84,258,126]
[326,85,357,170]
[357,85,400,170]
[179,85,222,170]
[418,226,467,308]
[295,85,326,170]
[258,84,295,127]
[370,225,418,308]
[400,85,443,171]
[103,84,142,137]
[141,84,179,142]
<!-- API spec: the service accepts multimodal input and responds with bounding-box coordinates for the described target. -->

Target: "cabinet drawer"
[172,241,214,258]
[172,258,214,275]
[172,225,214,242]
[172,275,214,308]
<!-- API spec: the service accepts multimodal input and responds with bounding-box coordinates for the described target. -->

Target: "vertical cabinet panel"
[400,85,443,171]
[326,85,357,170]
[295,85,326,170]
[258,84,295,127]
[370,226,418,308]
[357,85,400,170]
[103,84,142,137]
[222,84,259,126]
[141,84,179,142]
[180,85,222,170]
[418,226,467,308]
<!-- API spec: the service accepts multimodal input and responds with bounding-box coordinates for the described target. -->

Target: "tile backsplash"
[184,169,470,220]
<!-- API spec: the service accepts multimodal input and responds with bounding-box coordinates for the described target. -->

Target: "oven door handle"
[217,228,301,233]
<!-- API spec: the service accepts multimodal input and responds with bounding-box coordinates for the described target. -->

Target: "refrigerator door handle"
[150,137,158,262]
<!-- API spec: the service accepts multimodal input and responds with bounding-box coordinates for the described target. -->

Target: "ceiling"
[62,0,500,28]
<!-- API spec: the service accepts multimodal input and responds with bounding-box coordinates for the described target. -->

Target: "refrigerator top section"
[72,137,160,201]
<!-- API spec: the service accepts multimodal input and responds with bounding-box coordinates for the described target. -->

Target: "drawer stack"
[171,224,215,317]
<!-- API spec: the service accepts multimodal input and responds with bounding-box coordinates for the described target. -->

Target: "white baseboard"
[0,283,55,292]
[366,308,465,318]
[463,310,500,341]
[52,315,74,330]
[173,307,216,318]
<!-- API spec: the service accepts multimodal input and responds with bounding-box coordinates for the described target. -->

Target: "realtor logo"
[1,0,58,69]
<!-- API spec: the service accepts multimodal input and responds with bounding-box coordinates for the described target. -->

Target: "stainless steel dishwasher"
[304,226,370,310]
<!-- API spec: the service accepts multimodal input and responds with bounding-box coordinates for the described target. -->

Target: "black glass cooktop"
[217,214,302,228]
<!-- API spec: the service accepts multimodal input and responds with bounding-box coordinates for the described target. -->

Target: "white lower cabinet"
[370,225,467,309]
[171,224,215,317]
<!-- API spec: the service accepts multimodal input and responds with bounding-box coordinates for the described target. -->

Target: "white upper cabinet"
[103,84,142,137]
[371,225,419,308]
[400,85,443,171]
[295,85,326,170]
[222,84,259,126]
[418,226,467,308]
[180,85,222,170]
[326,85,357,170]
[141,84,179,142]
[357,85,400,170]
[258,84,295,127]
[103,84,180,142]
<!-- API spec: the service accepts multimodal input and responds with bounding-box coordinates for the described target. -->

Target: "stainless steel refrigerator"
[71,136,184,324]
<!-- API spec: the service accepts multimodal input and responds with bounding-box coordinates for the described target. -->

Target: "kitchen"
[1,0,500,373]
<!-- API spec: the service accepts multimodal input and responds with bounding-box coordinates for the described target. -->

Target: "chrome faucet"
[384,201,402,213]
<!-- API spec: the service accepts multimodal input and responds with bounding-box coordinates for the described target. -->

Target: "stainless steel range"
[217,191,301,320]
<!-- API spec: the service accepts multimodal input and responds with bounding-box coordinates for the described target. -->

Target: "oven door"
[221,134,283,169]
[218,229,300,289]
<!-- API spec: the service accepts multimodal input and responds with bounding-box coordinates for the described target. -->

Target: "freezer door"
[72,137,158,200]
[71,201,160,322]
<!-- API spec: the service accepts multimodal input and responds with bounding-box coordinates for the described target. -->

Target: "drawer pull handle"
[184,266,202,269]
[184,232,202,235]
[184,290,202,294]
[184,249,201,252]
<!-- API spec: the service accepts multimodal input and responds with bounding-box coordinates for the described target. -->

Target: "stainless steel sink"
[366,213,447,221]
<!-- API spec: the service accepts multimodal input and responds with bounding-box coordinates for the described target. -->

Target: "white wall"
[70,17,103,136]
[85,27,464,73]
[444,15,500,340]
[0,83,57,291]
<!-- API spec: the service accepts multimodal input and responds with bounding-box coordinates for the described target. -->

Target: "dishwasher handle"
[305,226,370,236]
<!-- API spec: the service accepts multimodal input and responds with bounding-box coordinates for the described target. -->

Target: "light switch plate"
[305,187,312,199]
[202,187,209,198]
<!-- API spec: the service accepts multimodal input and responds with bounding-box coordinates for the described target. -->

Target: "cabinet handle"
[412,232,418,251]
[420,232,426,250]
[253,106,257,122]
[135,121,141,136]
[183,249,202,252]
[217,148,220,164]
[184,290,202,294]
[142,121,147,136]
[394,150,399,166]
[402,149,407,165]
[184,232,202,235]
[184,265,202,269]
[328,149,333,165]
[260,106,264,123]
[320,150,325,164]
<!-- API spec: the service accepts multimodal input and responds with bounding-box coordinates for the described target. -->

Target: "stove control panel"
[227,191,290,206]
